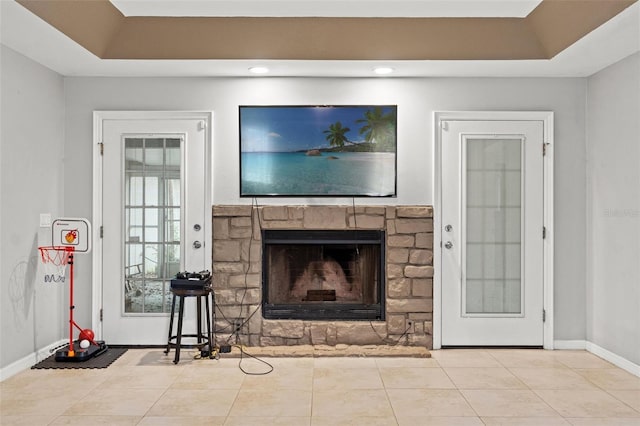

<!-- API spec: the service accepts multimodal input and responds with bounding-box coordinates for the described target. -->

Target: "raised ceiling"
[1,0,639,77]
[110,0,543,18]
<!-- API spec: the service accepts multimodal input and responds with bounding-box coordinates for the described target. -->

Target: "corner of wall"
[584,75,594,345]
[584,52,640,366]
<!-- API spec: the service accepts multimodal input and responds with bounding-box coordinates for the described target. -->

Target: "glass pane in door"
[465,138,522,315]
[124,137,182,314]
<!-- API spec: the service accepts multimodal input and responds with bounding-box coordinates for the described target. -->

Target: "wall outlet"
[406,319,414,331]
[233,318,244,334]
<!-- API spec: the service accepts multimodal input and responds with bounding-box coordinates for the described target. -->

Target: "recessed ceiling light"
[373,67,394,75]
[249,66,270,74]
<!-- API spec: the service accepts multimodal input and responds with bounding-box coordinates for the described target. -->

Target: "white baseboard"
[554,339,639,377]
[554,339,587,350]
[586,341,640,377]
[0,339,67,382]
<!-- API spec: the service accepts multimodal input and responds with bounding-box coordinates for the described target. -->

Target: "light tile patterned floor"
[1,348,639,425]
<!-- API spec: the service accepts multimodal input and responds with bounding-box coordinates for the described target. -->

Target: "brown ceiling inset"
[16,0,638,61]
[104,17,547,60]
[527,0,637,57]
[17,0,125,58]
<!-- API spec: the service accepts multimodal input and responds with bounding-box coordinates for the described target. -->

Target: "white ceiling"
[1,0,639,78]
[109,0,542,18]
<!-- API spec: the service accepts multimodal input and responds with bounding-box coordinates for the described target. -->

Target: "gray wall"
[0,46,66,370]
[586,52,640,365]
[0,45,599,372]
[5,42,640,375]
[64,76,587,342]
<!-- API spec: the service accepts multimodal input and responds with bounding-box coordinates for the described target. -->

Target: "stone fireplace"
[212,205,433,347]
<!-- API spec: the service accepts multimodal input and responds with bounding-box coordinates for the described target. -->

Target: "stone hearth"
[212,205,433,348]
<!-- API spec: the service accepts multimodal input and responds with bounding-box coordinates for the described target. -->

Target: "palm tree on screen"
[323,121,351,148]
[356,107,396,151]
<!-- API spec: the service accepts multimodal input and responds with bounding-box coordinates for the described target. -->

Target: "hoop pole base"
[54,340,108,362]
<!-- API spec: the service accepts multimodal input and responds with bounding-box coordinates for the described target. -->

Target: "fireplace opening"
[262,230,385,320]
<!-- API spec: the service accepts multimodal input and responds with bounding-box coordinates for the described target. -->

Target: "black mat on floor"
[31,348,127,370]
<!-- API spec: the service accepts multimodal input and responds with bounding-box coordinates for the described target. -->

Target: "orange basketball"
[65,230,77,243]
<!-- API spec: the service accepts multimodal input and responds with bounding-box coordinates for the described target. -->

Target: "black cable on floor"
[234,344,274,375]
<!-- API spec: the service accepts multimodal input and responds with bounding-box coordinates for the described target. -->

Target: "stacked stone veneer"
[212,205,434,348]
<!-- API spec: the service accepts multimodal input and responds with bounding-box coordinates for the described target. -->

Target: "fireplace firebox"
[262,230,385,320]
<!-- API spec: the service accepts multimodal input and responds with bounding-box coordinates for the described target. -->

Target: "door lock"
[193,241,202,249]
[444,241,453,249]
[193,224,201,231]
[444,224,453,232]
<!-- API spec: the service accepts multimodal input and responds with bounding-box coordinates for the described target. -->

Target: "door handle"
[444,241,453,249]
[193,241,202,249]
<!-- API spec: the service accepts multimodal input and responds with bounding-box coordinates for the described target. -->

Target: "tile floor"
[1,348,639,425]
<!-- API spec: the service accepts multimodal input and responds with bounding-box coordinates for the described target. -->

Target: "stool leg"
[165,293,177,355]
[174,295,185,364]
[196,296,202,345]
[210,291,216,349]
[205,292,212,354]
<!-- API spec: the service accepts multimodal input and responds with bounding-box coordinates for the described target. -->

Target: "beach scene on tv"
[240,105,397,196]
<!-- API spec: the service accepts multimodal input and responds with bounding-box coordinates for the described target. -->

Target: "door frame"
[91,111,213,339]
[433,111,554,349]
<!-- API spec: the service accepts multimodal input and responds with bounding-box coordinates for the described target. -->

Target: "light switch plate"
[40,213,52,227]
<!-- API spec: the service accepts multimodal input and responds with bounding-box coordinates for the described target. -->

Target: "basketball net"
[38,246,74,284]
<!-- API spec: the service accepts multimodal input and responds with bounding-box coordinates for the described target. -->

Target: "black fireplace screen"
[262,230,385,320]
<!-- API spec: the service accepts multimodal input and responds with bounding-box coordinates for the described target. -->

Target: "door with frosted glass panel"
[441,120,544,346]
[99,115,210,344]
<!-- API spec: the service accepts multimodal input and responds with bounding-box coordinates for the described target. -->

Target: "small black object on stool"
[165,273,213,364]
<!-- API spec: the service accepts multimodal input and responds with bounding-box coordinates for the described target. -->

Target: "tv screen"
[239,105,397,197]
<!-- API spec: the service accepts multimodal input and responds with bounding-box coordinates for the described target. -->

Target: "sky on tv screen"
[240,105,396,152]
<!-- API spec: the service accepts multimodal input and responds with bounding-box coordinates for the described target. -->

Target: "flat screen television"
[239,105,397,197]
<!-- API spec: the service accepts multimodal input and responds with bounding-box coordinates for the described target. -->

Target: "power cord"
[192,345,220,360]
[199,344,273,377]
[223,198,263,345]
[234,345,274,375]
[369,320,412,346]
[351,197,360,257]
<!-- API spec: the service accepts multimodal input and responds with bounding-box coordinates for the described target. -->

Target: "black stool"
[165,286,212,364]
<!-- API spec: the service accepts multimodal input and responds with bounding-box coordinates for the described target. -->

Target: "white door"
[441,120,544,346]
[96,112,211,344]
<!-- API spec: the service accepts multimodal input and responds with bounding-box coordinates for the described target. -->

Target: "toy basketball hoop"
[38,245,73,284]
[50,218,91,253]
[38,218,107,362]
[38,218,90,284]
